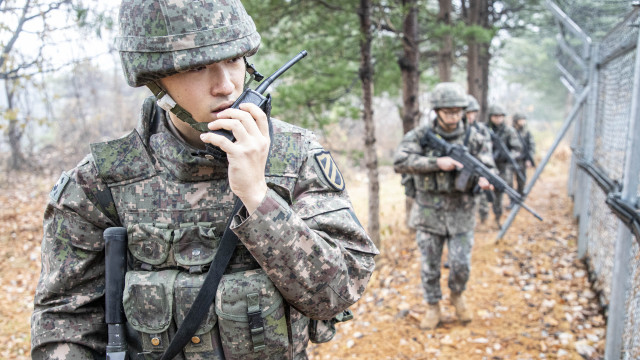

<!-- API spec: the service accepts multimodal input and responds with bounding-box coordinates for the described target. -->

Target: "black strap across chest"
[160,198,244,360]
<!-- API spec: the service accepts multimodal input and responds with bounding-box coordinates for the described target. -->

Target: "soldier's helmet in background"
[114,0,261,88]
[512,113,527,121]
[487,104,507,116]
[466,94,480,112]
[431,82,469,109]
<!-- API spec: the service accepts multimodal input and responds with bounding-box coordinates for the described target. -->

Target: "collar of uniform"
[433,119,465,140]
[149,112,229,182]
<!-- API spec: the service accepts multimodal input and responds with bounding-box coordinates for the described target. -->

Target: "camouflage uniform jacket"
[31,97,378,360]
[514,125,535,162]
[489,122,522,165]
[393,120,495,235]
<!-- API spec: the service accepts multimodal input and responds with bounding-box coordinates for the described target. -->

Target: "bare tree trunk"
[399,0,420,223]
[399,0,420,135]
[438,0,453,82]
[466,0,491,122]
[358,0,380,248]
[4,81,25,170]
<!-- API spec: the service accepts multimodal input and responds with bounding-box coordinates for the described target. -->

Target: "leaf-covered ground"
[0,145,605,359]
[309,146,605,360]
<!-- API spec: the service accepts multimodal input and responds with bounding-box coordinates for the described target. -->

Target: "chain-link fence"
[549,1,640,359]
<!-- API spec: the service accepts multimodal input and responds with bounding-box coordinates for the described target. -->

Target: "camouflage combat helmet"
[512,113,527,121]
[487,104,506,116]
[115,0,260,88]
[431,82,469,109]
[114,0,261,132]
[466,95,480,112]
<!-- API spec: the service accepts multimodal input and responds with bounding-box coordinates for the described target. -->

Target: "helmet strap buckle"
[156,92,177,112]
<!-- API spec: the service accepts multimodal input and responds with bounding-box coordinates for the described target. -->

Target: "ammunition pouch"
[401,174,416,198]
[215,269,289,359]
[123,270,222,357]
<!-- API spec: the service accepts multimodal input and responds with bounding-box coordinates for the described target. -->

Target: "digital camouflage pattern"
[487,104,506,116]
[514,121,536,194]
[393,119,495,236]
[469,121,492,223]
[416,230,474,304]
[31,97,378,359]
[115,0,261,87]
[466,95,480,113]
[430,82,469,109]
[393,117,493,306]
[489,121,523,218]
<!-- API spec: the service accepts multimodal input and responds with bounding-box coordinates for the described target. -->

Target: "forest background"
[3,0,614,244]
[0,0,633,359]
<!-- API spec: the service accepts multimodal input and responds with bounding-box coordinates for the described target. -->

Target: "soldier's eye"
[191,66,206,72]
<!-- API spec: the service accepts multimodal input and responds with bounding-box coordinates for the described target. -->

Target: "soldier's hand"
[201,103,270,213]
[526,160,533,168]
[436,157,463,171]
[478,177,493,190]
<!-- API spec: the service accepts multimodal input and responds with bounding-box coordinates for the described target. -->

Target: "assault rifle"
[489,129,526,184]
[420,130,543,221]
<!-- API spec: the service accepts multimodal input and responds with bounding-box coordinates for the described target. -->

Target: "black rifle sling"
[160,198,244,360]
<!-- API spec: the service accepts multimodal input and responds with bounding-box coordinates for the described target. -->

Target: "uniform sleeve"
[393,128,441,174]
[231,141,378,320]
[31,160,116,359]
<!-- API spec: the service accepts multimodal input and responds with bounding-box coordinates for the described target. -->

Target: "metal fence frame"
[546,1,640,359]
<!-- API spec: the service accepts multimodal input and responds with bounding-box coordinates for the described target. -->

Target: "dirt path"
[309,146,605,360]
[0,146,605,359]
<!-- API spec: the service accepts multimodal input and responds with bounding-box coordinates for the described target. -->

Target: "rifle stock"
[421,130,543,221]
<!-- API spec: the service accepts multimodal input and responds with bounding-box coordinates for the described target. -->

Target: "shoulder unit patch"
[314,151,345,191]
[50,172,70,203]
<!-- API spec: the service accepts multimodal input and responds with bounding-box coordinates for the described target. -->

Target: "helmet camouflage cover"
[115,0,261,87]
[466,94,480,112]
[487,104,506,116]
[512,113,527,121]
[431,82,469,109]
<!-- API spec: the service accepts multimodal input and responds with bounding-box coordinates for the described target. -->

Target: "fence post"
[576,43,599,259]
[604,18,640,360]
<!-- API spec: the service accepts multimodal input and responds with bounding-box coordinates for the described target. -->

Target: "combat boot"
[450,292,472,323]
[419,303,441,330]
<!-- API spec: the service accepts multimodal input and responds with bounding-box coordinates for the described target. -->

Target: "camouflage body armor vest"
[406,121,487,235]
[90,98,313,360]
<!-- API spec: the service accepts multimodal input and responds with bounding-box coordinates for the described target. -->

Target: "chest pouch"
[123,270,223,358]
[215,268,289,359]
[127,223,221,270]
[434,171,455,193]
[123,270,179,354]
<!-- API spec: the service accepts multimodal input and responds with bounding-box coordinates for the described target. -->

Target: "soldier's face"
[516,118,526,128]
[490,115,505,125]
[160,57,246,124]
[437,108,464,130]
[466,111,478,124]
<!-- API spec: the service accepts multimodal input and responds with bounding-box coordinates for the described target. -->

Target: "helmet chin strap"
[146,81,210,133]
[146,57,263,134]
